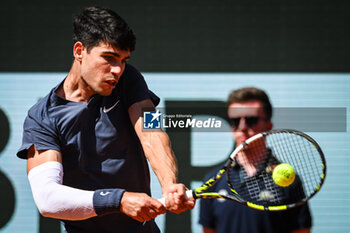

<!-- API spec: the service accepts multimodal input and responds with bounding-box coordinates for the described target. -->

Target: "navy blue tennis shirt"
[17,64,161,233]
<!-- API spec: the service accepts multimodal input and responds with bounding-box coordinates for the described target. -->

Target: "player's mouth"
[105,80,117,88]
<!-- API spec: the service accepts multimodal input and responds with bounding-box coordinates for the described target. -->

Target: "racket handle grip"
[158,190,193,206]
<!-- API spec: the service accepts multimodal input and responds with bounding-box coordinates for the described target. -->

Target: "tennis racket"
[160,129,326,211]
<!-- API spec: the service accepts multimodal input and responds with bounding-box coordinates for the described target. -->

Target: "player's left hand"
[162,183,195,214]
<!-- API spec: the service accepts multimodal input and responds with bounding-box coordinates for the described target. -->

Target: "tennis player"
[17,6,194,233]
[199,87,312,233]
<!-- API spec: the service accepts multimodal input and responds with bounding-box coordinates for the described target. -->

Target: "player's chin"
[97,82,116,96]
[98,88,114,96]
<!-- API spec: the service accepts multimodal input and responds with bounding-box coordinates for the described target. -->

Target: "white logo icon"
[103,100,120,113]
[143,110,162,129]
[150,110,162,122]
[100,191,111,196]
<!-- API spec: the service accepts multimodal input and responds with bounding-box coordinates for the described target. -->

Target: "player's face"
[79,42,130,96]
[227,100,272,147]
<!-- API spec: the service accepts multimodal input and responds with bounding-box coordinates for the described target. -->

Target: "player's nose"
[110,59,124,75]
[111,65,122,76]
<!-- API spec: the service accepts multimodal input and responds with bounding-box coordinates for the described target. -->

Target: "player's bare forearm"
[142,130,178,189]
[128,99,178,188]
[129,99,195,213]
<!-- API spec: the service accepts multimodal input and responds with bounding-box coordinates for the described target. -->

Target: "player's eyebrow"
[101,51,130,60]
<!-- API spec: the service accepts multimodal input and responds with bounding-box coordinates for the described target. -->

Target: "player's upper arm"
[128,98,158,134]
[203,227,216,233]
[128,98,163,148]
[291,229,310,233]
[128,98,171,148]
[27,145,62,174]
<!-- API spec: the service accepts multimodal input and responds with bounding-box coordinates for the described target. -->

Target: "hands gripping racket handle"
[158,190,193,206]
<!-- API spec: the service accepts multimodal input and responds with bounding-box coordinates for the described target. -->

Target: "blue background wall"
[1,1,349,232]
[0,73,349,232]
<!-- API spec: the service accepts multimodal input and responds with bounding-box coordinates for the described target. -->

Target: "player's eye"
[103,56,115,63]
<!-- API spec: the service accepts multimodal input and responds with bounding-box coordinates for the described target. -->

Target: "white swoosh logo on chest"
[103,100,120,113]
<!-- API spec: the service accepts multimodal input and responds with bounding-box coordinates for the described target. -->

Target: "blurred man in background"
[199,87,312,233]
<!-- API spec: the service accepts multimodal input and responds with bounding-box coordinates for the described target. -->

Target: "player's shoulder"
[26,83,61,122]
[27,93,51,118]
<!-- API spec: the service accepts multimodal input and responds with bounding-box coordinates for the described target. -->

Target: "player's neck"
[57,62,95,103]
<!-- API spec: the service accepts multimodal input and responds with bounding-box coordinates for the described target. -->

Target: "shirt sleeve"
[118,64,160,109]
[17,105,60,159]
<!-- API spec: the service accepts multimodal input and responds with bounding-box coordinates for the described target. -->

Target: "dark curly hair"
[73,6,136,52]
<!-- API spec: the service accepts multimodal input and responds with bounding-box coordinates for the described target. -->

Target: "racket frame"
[189,129,326,211]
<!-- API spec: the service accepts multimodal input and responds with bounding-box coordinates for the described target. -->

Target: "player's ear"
[73,42,85,62]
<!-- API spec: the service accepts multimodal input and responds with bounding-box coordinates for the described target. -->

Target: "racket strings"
[270,132,323,197]
[268,133,308,201]
[228,138,285,205]
[227,130,325,207]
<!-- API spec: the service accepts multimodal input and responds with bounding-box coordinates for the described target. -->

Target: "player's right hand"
[162,183,195,214]
[120,192,166,222]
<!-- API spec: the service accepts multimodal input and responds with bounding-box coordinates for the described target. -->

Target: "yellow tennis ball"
[272,163,295,187]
